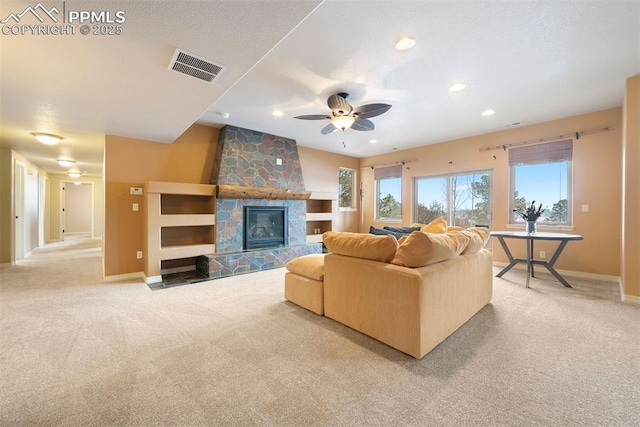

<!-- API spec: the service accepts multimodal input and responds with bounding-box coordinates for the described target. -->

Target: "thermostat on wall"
[130,187,143,195]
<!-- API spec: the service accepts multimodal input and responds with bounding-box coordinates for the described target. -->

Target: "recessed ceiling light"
[56,159,75,167]
[272,110,284,117]
[449,83,466,92]
[32,132,63,145]
[369,139,378,144]
[395,36,416,51]
[481,109,495,116]
[68,171,81,178]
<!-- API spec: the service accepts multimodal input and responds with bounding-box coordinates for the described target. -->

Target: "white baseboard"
[145,274,163,284]
[492,262,620,282]
[103,272,145,283]
[622,294,640,305]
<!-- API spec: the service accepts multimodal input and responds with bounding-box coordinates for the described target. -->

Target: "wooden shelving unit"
[305,191,337,244]
[145,181,216,283]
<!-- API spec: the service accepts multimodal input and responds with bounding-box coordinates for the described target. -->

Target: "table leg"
[526,237,532,288]
[542,239,573,288]
[495,236,518,277]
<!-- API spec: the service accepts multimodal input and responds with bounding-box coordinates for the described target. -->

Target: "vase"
[526,220,537,234]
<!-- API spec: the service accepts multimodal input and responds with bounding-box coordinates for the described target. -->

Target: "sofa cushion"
[286,254,326,281]
[323,231,398,263]
[411,216,447,234]
[391,231,468,267]
[460,227,490,254]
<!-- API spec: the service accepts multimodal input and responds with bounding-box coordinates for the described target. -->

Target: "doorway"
[61,181,94,239]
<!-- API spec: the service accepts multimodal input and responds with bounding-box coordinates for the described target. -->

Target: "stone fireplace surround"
[196,126,321,279]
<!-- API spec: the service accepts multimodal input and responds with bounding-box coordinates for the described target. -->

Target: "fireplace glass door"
[243,206,288,250]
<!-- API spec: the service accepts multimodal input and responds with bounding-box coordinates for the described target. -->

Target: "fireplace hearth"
[243,206,288,250]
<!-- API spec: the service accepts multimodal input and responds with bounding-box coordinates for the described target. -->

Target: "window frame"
[413,169,492,228]
[509,160,573,228]
[375,165,403,221]
[338,167,356,211]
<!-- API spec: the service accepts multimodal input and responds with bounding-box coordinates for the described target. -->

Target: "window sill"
[506,223,574,232]
[338,207,356,212]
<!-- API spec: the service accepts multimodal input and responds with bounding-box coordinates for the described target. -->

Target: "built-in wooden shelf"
[305,191,337,244]
[145,181,217,283]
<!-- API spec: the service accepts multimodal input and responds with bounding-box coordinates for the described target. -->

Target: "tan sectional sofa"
[285,226,493,359]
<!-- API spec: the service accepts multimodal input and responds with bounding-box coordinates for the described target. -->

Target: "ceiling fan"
[294,93,392,135]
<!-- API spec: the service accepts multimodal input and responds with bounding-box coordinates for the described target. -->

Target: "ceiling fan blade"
[327,94,352,115]
[353,103,392,119]
[321,123,338,135]
[294,114,331,120]
[351,118,375,131]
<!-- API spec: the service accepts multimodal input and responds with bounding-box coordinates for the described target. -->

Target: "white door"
[14,161,25,260]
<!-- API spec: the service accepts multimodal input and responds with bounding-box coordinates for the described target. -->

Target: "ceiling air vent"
[168,49,225,83]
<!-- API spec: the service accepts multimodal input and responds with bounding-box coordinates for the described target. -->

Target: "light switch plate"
[133,203,139,211]
[582,204,589,212]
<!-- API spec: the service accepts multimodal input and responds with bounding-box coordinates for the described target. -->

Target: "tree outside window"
[338,168,355,210]
[375,165,402,220]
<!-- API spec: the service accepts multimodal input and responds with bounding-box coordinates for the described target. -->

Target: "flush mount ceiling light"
[395,36,416,51]
[56,158,75,167]
[449,83,466,92]
[68,171,81,178]
[32,132,63,145]
[369,139,378,144]
[481,109,496,116]
[272,110,284,117]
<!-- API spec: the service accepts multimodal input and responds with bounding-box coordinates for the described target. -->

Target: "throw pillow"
[369,226,406,240]
[383,226,421,233]
[323,231,398,263]
[286,254,326,281]
[391,231,468,268]
[411,216,447,234]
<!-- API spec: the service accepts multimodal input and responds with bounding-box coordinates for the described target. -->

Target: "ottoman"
[284,254,326,315]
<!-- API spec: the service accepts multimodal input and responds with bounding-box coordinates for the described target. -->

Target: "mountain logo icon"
[1,2,59,24]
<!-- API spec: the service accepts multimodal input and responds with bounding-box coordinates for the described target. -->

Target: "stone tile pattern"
[213,125,305,191]
[197,243,321,279]
[208,125,317,279]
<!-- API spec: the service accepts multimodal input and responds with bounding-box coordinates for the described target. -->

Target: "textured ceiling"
[0,0,638,177]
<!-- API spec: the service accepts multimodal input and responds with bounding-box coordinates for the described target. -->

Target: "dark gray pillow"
[383,226,421,234]
[369,226,405,240]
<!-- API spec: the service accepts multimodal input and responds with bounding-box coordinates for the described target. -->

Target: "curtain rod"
[478,127,613,152]
[361,159,419,170]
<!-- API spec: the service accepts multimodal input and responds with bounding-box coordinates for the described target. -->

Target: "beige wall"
[0,149,48,265]
[104,124,219,277]
[48,174,104,241]
[298,146,360,233]
[360,108,623,277]
[621,76,640,299]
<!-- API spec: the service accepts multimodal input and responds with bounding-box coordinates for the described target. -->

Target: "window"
[375,165,402,220]
[509,140,572,225]
[338,168,355,210]
[414,171,492,228]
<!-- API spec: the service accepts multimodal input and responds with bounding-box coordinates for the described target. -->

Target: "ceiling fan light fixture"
[32,132,63,145]
[395,36,416,51]
[331,115,355,131]
[56,158,75,167]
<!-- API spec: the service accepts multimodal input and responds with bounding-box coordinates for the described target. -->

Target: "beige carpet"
[1,236,639,426]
